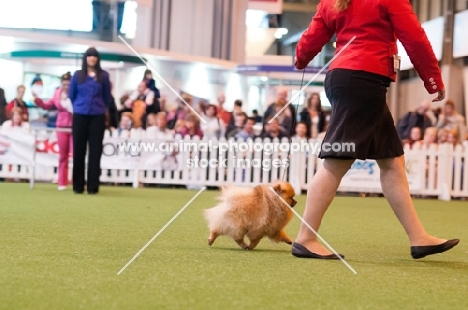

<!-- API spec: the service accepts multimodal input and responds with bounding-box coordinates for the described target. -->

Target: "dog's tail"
[204,205,229,232]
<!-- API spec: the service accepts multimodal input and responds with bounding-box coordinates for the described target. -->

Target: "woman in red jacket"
[293,0,458,260]
[33,72,73,190]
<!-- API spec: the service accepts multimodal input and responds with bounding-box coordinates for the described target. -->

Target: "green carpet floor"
[0,183,467,310]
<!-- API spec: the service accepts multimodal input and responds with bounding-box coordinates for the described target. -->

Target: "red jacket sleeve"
[295,2,335,70]
[386,0,444,94]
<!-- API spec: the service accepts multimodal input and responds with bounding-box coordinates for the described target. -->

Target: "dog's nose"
[291,199,297,207]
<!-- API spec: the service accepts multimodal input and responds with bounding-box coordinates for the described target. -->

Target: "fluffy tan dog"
[204,181,297,250]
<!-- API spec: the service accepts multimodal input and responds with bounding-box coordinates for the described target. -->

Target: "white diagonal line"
[269,36,356,123]
[118,35,207,124]
[117,187,206,275]
[268,187,357,275]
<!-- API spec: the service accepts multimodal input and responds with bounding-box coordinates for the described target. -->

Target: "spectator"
[167,93,191,129]
[107,82,119,129]
[438,128,449,144]
[396,100,434,140]
[261,117,288,140]
[6,85,28,121]
[402,126,422,149]
[436,100,466,144]
[180,114,203,139]
[420,127,438,149]
[234,117,257,140]
[173,119,186,136]
[117,112,133,138]
[252,109,262,123]
[201,104,224,139]
[446,128,460,147]
[263,87,296,136]
[216,92,231,126]
[146,112,174,140]
[124,81,156,128]
[1,107,29,132]
[294,122,309,139]
[300,92,326,138]
[226,112,247,139]
[225,100,243,135]
[0,87,7,124]
[143,69,161,100]
[33,72,73,191]
[69,47,111,195]
[146,113,157,128]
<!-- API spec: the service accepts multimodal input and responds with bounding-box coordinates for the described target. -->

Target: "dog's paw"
[208,239,213,246]
[284,240,293,245]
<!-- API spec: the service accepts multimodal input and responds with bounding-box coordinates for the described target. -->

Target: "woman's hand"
[432,88,445,102]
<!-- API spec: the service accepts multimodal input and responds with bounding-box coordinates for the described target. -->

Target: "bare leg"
[377,156,446,246]
[295,159,354,255]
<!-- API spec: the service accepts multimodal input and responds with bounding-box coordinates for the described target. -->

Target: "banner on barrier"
[0,132,35,165]
[339,159,423,192]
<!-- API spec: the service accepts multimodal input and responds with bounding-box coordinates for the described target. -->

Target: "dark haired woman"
[293,0,458,260]
[300,92,326,139]
[69,47,111,194]
[33,72,74,191]
[142,69,161,114]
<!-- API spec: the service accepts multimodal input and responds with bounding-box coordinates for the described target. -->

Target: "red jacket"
[296,0,444,94]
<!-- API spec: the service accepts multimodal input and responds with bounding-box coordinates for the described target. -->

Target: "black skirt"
[319,69,404,160]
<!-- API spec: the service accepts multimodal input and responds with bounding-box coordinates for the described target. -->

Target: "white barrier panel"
[0,130,467,199]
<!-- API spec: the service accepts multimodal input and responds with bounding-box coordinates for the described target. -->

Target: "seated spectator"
[263,87,296,136]
[436,100,466,144]
[402,126,422,149]
[438,128,449,144]
[1,108,29,132]
[261,117,288,140]
[6,85,29,121]
[180,114,203,139]
[174,119,186,136]
[117,112,133,138]
[146,113,157,128]
[201,104,224,139]
[226,112,247,139]
[225,100,243,135]
[447,128,461,148]
[396,100,434,140]
[293,122,309,139]
[420,127,438,149]
[0,87,7,124]
[252,109,262,123]
[123,81,156,128]
[234,117,256,140]
[146,112,174,140]
[167,93,191,129]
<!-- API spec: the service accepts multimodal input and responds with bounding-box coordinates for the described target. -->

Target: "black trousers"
[72,113,106,192]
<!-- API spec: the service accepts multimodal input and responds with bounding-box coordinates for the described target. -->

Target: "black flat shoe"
[73,190,83,194]
[87,190,98,195]
[292,242,344,260]
[411,239,460,259]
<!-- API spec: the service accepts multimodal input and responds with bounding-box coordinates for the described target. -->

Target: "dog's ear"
[273,183,283,194]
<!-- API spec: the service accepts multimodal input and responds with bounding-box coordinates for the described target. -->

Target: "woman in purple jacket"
[34,72,73,191]
[69,47,111,194]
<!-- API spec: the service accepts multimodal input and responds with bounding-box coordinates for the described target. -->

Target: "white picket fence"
[0,129,467,199]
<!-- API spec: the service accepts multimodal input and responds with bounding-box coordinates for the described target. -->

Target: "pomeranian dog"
[204,181,297,250]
